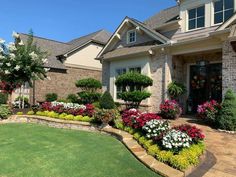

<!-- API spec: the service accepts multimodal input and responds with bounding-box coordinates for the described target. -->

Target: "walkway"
[171,117,236,177]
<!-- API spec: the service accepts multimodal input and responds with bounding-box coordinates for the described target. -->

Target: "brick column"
[222,40,236,95]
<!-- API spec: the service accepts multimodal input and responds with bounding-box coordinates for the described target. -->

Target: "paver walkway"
[171,117,236,177]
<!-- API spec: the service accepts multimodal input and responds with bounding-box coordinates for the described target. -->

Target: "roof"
[19,33,69,69]
[144,6,180,29]
[102,45,155,60]
[19,30,111,69]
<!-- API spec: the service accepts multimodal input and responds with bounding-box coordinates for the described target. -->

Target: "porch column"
[163,49,173,100]
[101,60,110,93]
[222,40,236,95]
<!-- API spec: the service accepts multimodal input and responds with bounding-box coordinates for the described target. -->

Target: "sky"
[0,0,176,43]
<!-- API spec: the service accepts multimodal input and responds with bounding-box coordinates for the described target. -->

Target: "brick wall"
[29,66,101,103]
[222,40,236,95]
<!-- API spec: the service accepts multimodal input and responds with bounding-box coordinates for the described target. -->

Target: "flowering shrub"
[197,100,221,123]
[41,101,94,117]
[122,109,161,129]
[160,100,182,119]
[162,129,192,153]
[122,109,141,127]
[174,124,205,143]
[94,108,120,124]
[142,119,170,139]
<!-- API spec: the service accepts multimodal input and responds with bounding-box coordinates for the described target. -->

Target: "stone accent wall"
[222,40,236,94]
[149,52,172,112]
[29,66,101,103]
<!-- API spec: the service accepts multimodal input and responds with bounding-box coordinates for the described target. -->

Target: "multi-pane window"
[188,6,205,30]
[214,0,234,24]
[116,68,126,99]
[127,30,136,44]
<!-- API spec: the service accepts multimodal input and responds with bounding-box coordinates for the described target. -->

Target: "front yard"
[0,123,160,177]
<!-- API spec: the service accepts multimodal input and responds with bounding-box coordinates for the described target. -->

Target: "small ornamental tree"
[217,89,236,131]
[75,78,102,104]
[99,91,115,109]
[115,72,153,108]
[0,31,48,106]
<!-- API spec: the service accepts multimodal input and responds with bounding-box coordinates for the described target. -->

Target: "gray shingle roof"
[19,30,111,69]
[144,6,180,29]
[102,45,155,60]
[19,33,70,69]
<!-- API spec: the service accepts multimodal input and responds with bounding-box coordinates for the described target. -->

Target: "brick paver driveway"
[171,117,236,177]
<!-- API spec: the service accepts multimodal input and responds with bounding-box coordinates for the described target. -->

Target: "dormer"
[178,0,236,32]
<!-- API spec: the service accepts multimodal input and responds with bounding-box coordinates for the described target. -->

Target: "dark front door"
[189,63,222,112]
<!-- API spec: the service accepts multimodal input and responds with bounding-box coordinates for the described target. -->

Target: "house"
[13,30,111,103]
[97,0,236,113]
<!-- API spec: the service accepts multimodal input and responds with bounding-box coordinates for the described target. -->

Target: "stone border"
[217,129,236,134]
[2,115,209,177]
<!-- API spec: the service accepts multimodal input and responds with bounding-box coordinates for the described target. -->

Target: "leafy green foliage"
[45,93,58,102]
[115,72,153,87]
[0,105,11,119]
[0,92,8,104]
[66,94,78,103]
[99,91,115,109]
[217,89,236,131]
[75,78,102,91]
[76,78,102,104]
[78,92,101,104]
[115,72,153,108]
[167,81,186,99]
[15,96,29,104]
[27,111,35,115]
[94,108,120,124]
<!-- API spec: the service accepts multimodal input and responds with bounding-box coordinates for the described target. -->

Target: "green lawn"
[0,123,161,177]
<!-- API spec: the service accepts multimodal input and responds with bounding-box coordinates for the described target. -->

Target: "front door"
[189,63,222,112]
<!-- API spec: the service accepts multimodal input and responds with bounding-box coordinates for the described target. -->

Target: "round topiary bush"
[115,72,153,108]
[99,91,115,109]
[45,93,58,102]
[217,89,236,131]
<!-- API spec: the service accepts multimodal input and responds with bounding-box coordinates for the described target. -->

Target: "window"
[188,6,205,30]
[127,30,136,44]
[214,0,234,24]
[116,68,126,99]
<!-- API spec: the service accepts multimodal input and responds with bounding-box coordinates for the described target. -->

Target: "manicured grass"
[0,123,161,177]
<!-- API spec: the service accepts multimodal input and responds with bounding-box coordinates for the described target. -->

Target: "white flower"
[0,47,3,53]
[0,38,5,44]
[9,53,15,60]
[14,65,20,71]
[44,68,50,72]
[7,43,17,52]
[29,51,38,60]
[42,58,48,64]
[6,63,11,67]
[4,70,10,75]
[12,31,20,39]
[18,40,24,46]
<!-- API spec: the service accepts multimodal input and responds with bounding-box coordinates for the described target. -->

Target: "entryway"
[189,63,222,112]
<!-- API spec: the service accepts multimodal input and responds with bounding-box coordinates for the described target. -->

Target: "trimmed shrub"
[27,111,35,115]
[16,112,23,115]
[99,91,115,109]
[0,92,8,104]
[217,89,236,131]
[0,105,11,119]
[76,78,102,104]
[45,93,58,102]
[115,72,153,108]
[67,94,78,103]
[94,108,120,124]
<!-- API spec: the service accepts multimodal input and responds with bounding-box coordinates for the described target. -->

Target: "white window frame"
[212,0,235,25]
[127,30,136,44]
[187,5,206,31]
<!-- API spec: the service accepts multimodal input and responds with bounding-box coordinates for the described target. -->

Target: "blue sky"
[0,0,176,43]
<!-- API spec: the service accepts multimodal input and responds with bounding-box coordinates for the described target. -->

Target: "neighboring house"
[97,0,236,113]
[13,30,111,103]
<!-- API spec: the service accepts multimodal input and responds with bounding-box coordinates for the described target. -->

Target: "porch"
[172,50,222,113]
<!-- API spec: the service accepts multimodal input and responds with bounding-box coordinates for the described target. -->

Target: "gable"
[97,17,169,59]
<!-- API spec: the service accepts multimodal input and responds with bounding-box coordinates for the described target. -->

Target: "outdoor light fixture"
[196,60,209,67]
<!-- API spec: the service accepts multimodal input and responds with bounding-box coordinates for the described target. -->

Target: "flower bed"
[41,101,94,117]
[160,100,182,119]
[197,100,221,123]
[116,108,205,171]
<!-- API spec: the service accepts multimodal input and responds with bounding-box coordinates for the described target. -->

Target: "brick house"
[97,0,236,113]
[14,30,111,103]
